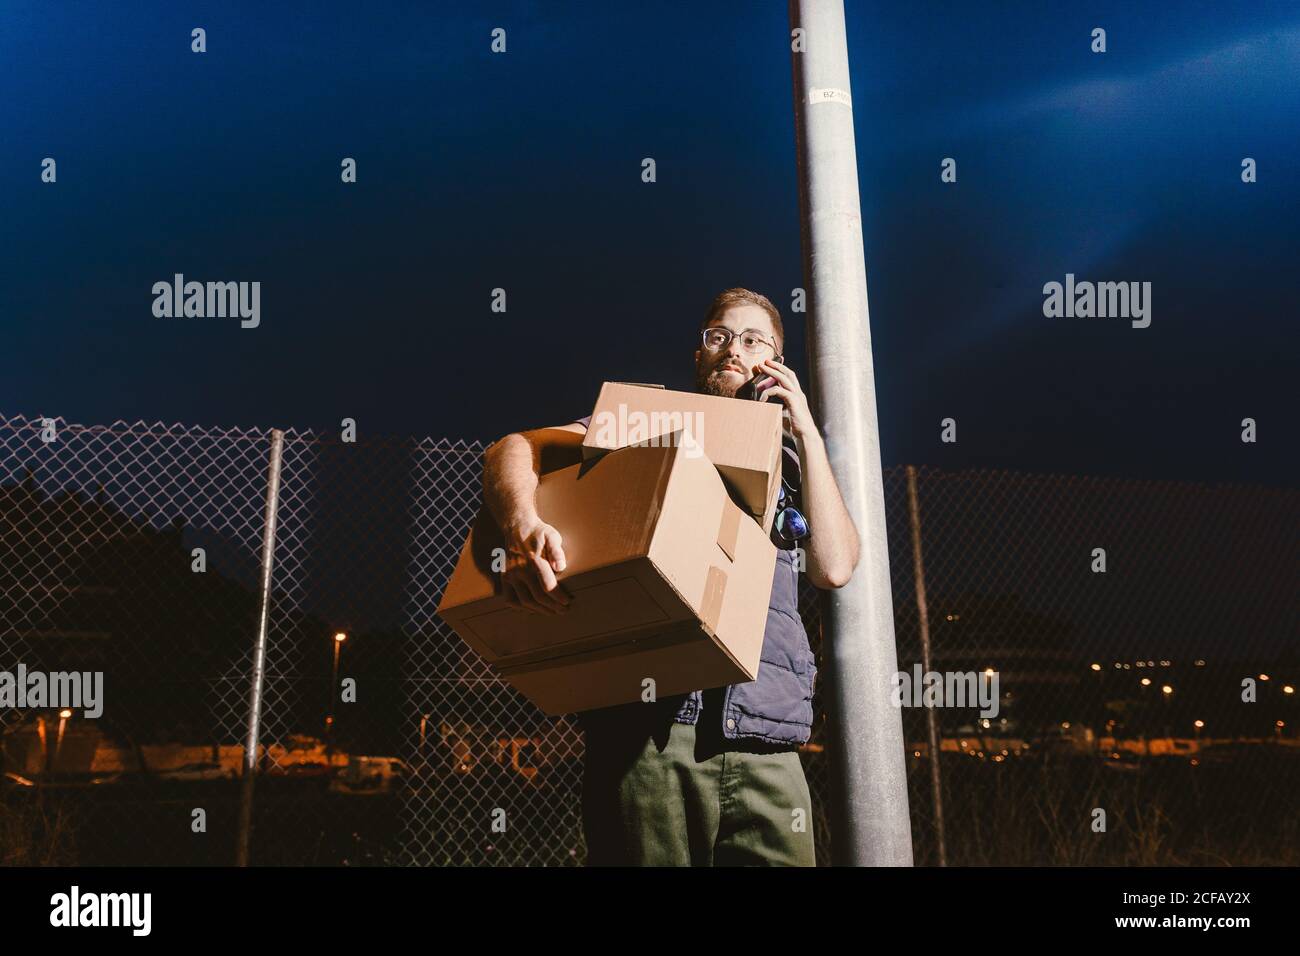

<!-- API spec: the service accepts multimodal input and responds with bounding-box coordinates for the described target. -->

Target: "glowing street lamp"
[54,708,73,771]
[1158,686,1173,747]
[327,632,349,749]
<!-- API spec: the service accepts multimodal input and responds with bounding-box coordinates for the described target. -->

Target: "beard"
[695,361,745,398]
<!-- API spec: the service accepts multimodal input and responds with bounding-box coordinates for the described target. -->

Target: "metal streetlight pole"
[789,0,912,865]
[327,632,347,753]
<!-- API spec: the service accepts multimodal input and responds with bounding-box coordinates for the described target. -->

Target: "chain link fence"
[2,412,1296,865]
[877,466,1298,866]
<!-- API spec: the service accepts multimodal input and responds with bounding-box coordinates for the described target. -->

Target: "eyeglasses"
[775,479,809,544]
[701,327,781,359]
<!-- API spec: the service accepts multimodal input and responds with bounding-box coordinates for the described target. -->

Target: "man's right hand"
[500,515,572,615]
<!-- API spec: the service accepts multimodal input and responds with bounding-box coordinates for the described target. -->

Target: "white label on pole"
[809,87,852,107]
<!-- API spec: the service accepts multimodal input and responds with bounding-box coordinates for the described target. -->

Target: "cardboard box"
[581,381,784,532]
[436,435,778,715]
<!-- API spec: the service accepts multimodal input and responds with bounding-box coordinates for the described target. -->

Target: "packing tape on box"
[716,501,740,562]
[700,565,727,635]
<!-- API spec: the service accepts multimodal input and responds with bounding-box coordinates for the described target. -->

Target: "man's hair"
[700,288,784,356]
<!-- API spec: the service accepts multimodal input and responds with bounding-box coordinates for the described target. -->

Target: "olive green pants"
[581,706,816,867]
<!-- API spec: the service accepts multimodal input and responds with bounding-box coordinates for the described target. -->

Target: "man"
[481,287,860,865]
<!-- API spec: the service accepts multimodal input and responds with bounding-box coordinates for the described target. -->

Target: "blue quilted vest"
[570,413,816,748]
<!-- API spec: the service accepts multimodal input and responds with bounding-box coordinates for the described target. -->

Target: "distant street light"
[327,632,348,751]
[1159,687,1173,748]
[54,709,73,772]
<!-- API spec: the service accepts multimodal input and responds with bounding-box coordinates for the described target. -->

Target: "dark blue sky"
[3,1,1296,484]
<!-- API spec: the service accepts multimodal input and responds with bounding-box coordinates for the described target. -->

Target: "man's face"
[694,305,781,397]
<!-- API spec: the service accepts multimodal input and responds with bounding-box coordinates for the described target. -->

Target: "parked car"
[328,756,410,795]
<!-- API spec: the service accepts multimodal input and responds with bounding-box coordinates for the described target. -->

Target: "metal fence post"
[906,466,946,866]
[236,428,285,866]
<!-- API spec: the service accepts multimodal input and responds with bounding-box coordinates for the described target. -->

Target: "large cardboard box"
[581,382,785,532]
[436,435,778,715]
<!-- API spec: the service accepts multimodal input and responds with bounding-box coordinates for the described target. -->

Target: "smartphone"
[735,369,774,401]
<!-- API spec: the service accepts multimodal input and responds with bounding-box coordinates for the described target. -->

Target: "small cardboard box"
[581,382,784,532]
[436,435,778,715]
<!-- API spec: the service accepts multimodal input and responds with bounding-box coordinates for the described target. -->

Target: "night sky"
[3,1,1296,485]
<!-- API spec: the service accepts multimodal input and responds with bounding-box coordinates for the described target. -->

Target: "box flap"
[581,381,783,530]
